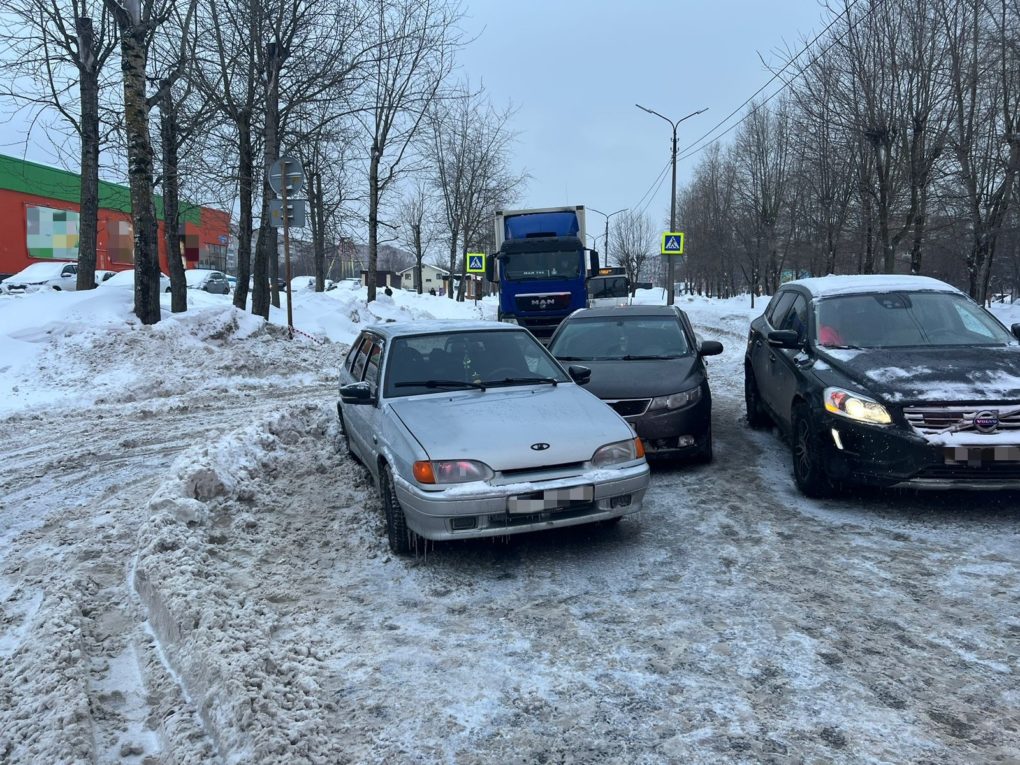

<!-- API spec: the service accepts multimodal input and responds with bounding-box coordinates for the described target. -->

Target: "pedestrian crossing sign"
[661,232,685,255]
[467,253,486,273]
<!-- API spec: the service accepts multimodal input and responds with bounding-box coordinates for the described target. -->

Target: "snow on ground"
[2,284,1019,763]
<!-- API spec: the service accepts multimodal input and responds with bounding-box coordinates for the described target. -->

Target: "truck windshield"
[501,250,581,281]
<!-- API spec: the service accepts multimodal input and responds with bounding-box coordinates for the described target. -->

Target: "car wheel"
[744,366,770,428]
[380,465,417,556]
[792,403,834,498]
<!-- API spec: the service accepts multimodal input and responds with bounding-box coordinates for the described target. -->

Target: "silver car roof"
[362,319,521,340]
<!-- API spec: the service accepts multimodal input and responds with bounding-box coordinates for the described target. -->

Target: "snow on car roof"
[367,319,515,338]
[9,261,71,280]
[792,274,961,298]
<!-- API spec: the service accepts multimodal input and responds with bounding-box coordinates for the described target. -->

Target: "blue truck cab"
[487,206,598,341]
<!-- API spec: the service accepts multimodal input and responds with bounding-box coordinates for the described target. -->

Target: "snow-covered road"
[1,290,1018,763]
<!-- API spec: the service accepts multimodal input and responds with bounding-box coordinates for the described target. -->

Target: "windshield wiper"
[394,379,487,390]
[820,344,864,350]
[553,355,592,361]
[483,376,559,387]
[621,354,684,360]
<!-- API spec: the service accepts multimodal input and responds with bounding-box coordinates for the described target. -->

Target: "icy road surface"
[1,295,1018,763]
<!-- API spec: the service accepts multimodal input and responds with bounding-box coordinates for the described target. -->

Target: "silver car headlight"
[823,387,891,425]
[413,459,494,485]
[591,438,645,467]
[649,386,702,411]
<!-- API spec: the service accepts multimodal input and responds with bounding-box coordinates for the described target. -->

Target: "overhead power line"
[630,157,671,215]
[675,0,866,163]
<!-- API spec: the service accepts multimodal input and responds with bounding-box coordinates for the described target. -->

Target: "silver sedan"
[338,321,650,554]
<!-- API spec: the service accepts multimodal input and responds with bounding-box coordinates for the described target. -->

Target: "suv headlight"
[413,460,494,485]
[649,386,702,410]
[592,438,645,467]
[823,387,891,425]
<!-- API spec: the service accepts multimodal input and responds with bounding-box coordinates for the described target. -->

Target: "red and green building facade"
[0,153,231,276]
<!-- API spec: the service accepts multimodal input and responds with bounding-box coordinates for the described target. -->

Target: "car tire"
[380,465,417,556]
[745,366,770,428]
[792,403,834,498]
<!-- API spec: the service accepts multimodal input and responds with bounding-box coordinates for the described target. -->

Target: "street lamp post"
[588,206,627,267]
[635,104,707,306]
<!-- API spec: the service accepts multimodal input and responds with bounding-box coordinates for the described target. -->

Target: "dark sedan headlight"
[823,387,892,425]
[649,386,701,411]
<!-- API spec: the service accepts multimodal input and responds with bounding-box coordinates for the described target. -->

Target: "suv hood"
[388,384,631,471]
[817,346,1020,404]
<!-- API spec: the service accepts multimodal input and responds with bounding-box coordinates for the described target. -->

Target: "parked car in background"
[745,275,1020,495]
[1,261,79,293]
[94,270,117,284]
[102,269,171,293]
[338,321,650,554]
[225,275,237,291]
[185,269,231,294]
[548,305,723,462]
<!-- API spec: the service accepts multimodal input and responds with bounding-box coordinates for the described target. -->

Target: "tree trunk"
[75,22,100,292]
[366,150,380,302]
[447,237,457,298]
[252,199,272,319]
[233,114,254,310]
[311,169,326,292]
[119,25,161,325]
[160,93,187,313]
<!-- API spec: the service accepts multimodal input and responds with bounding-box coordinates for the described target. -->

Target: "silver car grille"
[606,398,651,418]
[903,405,1020,436]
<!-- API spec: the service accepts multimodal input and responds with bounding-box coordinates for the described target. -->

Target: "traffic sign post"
[268,155,305,337]
[661,231,685,255]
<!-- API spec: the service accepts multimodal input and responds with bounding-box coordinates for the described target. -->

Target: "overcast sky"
[460,0,830,237]
[3,1,834,242]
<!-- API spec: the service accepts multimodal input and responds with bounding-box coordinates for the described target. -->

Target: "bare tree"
[429,80,525,300]
[104,0,198,324]
[397,181,439,293]
[357,0,461,303]
[610,210,655,293]
[939,0,1020,300]
[0,0,119,290]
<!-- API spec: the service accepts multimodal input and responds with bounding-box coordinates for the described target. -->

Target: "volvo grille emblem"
[530,442,550,451]
[973,410,999,434]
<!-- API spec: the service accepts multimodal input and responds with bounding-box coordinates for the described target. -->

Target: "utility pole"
[589,207,627,266]
[635,104,707,305]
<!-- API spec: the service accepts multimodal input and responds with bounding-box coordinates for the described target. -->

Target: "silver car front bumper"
[394,462,650,541]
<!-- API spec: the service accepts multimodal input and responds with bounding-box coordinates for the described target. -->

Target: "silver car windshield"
[815,292,1015,348]
[384,330,570,398]
[550,316,692,361]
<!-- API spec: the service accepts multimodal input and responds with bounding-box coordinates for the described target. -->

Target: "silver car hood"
[387,384,632,471]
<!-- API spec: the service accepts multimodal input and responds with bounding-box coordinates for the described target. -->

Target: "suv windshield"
[384,329,569,398]
[816,292,1015,348]
[501,250,581,281]
[550,315,692,360]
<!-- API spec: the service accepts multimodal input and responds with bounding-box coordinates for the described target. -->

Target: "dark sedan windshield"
[816,292,1015,348]
[384,330,569,397]
[501,250,581,281]
[550,315,692,361]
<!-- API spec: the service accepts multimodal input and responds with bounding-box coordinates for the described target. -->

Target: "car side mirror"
[589,251,599,274]
[1012,323,1020,341]
[340,381,374,405]
[699,340,724,356]
[568,365,591,385]
[767,330,802,349]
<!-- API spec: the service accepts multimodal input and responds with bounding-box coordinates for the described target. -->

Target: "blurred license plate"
[507,485,594,514]
[944,446,1020,464]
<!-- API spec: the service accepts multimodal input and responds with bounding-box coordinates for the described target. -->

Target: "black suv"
[744,275,1020,495]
